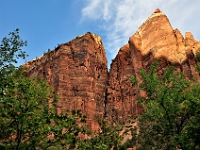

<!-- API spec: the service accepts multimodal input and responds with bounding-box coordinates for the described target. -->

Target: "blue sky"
[0,0,200,67]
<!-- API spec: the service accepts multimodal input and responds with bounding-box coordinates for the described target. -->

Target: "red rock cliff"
[24,32,108,130]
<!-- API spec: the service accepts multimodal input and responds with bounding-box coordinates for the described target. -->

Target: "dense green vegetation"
[135,61,200,149]
[77,117,124,150]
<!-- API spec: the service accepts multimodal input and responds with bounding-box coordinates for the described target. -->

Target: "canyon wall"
[24,9,200,128]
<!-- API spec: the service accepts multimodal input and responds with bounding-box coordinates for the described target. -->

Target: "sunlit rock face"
[106,8,200,123]
[129,8,200,81]
[24,9,200,127]
[24,32,108,130]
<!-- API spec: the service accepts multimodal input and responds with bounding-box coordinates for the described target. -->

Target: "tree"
[134,62,200,149]
[0,29,28,149]
[0,29,86,150]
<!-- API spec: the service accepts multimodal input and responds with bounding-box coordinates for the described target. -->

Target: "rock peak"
[154,8,161,13]
[130,8,200,64]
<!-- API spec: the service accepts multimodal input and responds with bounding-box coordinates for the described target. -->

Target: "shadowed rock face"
[24,9,200,127]
[106,44,143,123]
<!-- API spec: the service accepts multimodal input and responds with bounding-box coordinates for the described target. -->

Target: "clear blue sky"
[0,0,200,67]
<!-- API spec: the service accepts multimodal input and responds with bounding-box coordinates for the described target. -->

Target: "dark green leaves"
[136,62,200,149]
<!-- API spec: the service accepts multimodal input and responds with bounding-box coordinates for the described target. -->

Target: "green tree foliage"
[0,28,27,67]
[135,62,200,149]
[195,52,200,62]
[0,29,86,150]
[77,117,124,150]
[129,75,138,85]
[195,53,200,74]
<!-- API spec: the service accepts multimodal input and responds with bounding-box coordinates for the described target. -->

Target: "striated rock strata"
[25,9,200,127]
[24,32,108,130]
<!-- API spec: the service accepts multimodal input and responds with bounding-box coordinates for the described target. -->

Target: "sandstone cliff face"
[25,9,200,127]
[106,9,200,123]
[25,32,108,130]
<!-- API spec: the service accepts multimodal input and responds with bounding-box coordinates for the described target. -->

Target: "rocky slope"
[24,9,200,128]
